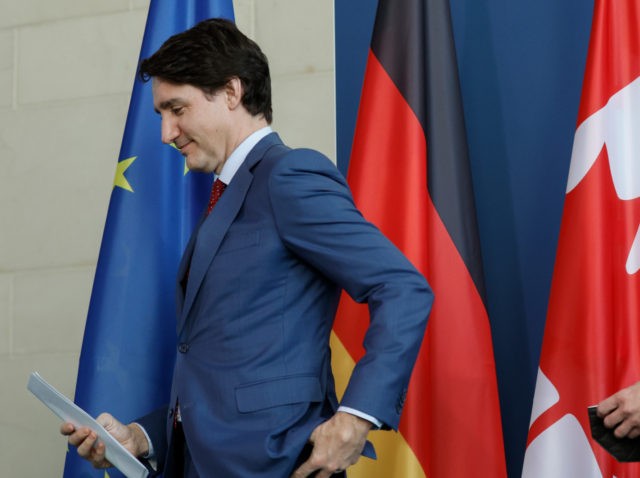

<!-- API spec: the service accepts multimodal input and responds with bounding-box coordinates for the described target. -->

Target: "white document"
[27,372,149,478]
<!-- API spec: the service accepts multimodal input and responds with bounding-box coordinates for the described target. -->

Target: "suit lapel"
[177,167,252,335]
[177,133,284,335]
[175,213,206,314]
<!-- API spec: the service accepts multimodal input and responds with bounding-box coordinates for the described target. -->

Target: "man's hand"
[291,411,372,478]
[60,413,150,469]
[597,381,640,439]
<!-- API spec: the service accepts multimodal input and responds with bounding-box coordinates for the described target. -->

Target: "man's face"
[152,78,232,174]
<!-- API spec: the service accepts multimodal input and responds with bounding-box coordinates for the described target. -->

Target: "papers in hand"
[27,372,149,478]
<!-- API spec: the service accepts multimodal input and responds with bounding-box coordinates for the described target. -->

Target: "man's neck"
[217,125,273,184]
[228,114,269,156]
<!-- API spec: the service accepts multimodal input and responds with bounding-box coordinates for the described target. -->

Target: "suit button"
[178,343,190,353]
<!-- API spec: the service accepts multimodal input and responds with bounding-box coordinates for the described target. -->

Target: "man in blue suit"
[63,19,433,477]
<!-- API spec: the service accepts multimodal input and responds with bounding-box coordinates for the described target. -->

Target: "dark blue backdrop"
[335,1,594,476]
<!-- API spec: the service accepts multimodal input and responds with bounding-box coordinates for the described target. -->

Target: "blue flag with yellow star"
[64,1,234,477]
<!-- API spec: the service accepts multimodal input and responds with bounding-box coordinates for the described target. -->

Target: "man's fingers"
[60,415,122,469]
[66,427,91,447]
[614,422,631,439]
[60,422,75,436]
[89,441,112,469]
[602,409,623,429]
[597,382,640,439]
[628,427,640,439]
[90,441,106,463]
[75,431,98,458]
[290,448,348,478]
[597,395,619,417]
[611,415,640,439]
[97,412,114,429]
[291,461,342,478]
[76,434,112,469]
[290,413,370,478]
[291,458,317,478]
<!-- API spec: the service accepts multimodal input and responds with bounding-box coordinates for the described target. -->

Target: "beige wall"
[0,0,335,475]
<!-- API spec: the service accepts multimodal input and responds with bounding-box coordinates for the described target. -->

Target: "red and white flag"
[523,0,640,476]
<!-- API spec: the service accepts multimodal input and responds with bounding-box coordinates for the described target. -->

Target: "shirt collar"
[217,126,273,185]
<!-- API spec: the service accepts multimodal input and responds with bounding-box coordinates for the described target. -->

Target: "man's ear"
[225,77,243,110]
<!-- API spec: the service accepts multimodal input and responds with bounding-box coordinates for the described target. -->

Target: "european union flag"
[64,1,234,477]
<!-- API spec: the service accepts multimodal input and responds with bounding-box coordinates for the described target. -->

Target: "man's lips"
[176,140,193,154]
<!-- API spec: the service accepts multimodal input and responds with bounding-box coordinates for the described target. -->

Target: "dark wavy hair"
[139,18,272,123]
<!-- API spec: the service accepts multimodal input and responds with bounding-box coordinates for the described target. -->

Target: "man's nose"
[161,117,179,145]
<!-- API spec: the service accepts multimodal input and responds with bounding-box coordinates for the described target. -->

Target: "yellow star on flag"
[113,156,136,192]
[170,142,190,175]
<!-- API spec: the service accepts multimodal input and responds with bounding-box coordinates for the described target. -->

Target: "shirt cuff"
[337,406,383,429]
[131,422,156,460]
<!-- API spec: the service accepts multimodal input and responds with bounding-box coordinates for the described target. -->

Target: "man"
[62,18,433,477]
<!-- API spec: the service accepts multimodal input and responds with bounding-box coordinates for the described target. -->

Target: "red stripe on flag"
[334,49,506,477]
[332,50,429,361]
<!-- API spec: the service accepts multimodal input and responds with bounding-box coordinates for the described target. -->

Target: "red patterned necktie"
[207,178,227,214]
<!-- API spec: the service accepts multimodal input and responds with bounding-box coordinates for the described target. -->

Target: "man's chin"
[185,158,207,173]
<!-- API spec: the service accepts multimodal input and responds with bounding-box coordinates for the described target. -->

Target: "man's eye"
[172,107,184,116]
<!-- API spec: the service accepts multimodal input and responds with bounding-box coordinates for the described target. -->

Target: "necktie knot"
[207,179,227,214]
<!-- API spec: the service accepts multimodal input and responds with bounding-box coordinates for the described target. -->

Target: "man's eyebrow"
[154,99,183,114]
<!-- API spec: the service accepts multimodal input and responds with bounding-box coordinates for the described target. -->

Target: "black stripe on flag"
[370,0,486,301]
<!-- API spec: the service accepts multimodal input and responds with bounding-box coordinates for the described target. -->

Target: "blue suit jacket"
[138,133,433,477]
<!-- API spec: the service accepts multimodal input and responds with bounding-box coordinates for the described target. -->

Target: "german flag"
[332,0,507,476]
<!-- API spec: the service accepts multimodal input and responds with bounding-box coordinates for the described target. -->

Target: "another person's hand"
[291,411,372,478]
[60,413,149,469]
[597,381,640,439]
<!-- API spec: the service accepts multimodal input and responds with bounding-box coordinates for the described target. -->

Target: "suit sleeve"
[135,406,168,475]
[267,149,433,430]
